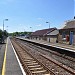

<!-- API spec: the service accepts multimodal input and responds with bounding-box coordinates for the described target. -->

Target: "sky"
[0,0,74,33]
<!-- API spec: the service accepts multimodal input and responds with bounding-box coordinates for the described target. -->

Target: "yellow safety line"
[2,39,8,75]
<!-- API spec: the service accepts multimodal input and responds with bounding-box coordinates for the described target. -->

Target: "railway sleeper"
[11,39,55,75]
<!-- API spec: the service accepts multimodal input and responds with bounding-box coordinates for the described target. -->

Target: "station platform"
[2,37,26,75]
[0,43,5,75]
[17,37,75,53]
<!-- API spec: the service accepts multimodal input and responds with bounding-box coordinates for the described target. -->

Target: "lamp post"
[46,21,50,42]
[46,22,50,28]
[6,26,8,32]
[30,27,33,32]
[30,27,33,39]
[3,19,8,43]
[3,19,8,31]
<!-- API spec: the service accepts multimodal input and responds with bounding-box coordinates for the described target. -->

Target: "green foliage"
[0,29,3,38]
[9,31,32,36]
[0,29,8,38]
[4,30,8,37]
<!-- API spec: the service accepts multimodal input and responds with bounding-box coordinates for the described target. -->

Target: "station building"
[58,19,75,45]
[30,28,59,43]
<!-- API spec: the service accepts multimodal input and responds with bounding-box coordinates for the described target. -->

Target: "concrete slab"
[0,44,6,75]
[5,38,24,75]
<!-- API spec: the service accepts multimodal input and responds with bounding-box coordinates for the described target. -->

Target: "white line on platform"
[17,37,75,53]
[48,44,75,53]
[2,38,8,75]
[9,38,26,75]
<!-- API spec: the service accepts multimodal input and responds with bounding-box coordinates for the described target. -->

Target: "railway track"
[11,39,54,75]
[17,39,75,70]
[11,38,75,75]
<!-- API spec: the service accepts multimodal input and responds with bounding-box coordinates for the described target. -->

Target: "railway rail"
[16,38,75,70]
[11,38,54,75]
[18,38,75,58]
[11,38,75,75]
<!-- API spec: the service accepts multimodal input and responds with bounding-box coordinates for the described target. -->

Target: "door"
[70,32,73,45]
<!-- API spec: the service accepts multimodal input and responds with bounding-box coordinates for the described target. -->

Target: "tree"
[0,29,3,38]
[4,30,8,37]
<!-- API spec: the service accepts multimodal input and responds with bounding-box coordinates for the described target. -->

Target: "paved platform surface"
[0,44,5,75]
[17,37,75,52]
[2,38,24,75]
[32,39,75,52]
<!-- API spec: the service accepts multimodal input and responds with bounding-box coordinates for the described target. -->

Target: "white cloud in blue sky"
[0,26,3,30]
[36,24,42,27]
[37,18,44,20]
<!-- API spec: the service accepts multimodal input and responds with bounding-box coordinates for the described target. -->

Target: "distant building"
[46,29,59,43]
[58,19,75,45]
[30,28,59,43]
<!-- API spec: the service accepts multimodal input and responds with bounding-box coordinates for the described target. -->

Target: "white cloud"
[37,18,43,20]
[0,26,3,30]
[36,24,42,27]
